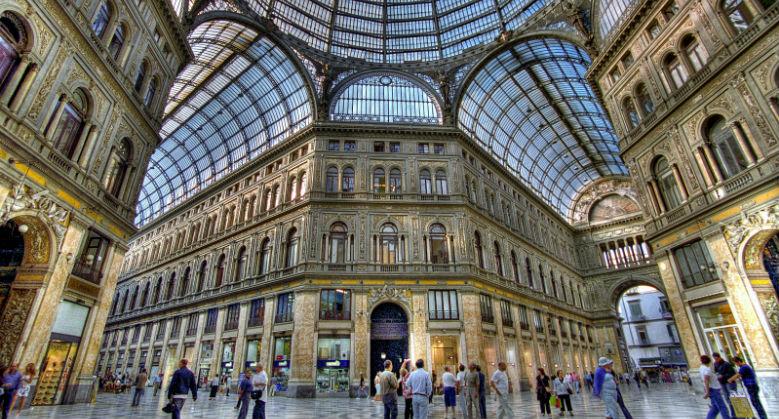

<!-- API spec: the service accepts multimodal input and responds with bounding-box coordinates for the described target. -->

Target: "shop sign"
[317,360,350,368]
[274,360,289,368]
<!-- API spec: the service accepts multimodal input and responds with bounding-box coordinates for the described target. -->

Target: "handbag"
[250,389,263,400]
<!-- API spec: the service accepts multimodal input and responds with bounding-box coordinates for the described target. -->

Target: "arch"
[607,276,666,309]
[48,88,90,159]
[328,222,348,264]
[234,245,247,282]
[419,168,432,195]
[214,253,225,287]
[258,237,272,275]
[0,12,31,94]
[107,22,127,61]
[680,34,708,72]
[330,71,443,125]
[702,115,749,179]
[429,223,449,264]
[135,18,315,225]
[457,36,627,218]
[369,301,409,395]
[653,156,683,210]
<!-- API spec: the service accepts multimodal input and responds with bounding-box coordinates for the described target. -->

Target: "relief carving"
[731,76,777,147]
[368,285,411,308]
[721,202,779,255]
[0,288,36,365]
[0,184,69,250]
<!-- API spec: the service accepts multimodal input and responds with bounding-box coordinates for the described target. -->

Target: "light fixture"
[381,352,386,360]
[17,224,28,234]
[85,254,95,264]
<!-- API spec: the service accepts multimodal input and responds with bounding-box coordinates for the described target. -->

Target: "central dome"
[262,0,547,63]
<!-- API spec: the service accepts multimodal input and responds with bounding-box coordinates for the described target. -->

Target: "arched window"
[0,14,27,93]
[654,157,683,210]
[636,83,654,115]
[474,231,484,269]
[373,168,386,193]
[215,254,225,287]
[180,267,190,297]
[681,35,708,72]
[494,241,503,276]
[705,116,749,179]
[326,166,338,192]
[144,77,158,108]
[510,250,520,283]
[329,223,348,263]
[420,169,432,194]
[285,228,299,267]
[49,90,87,158]
[108,23,126,61]
[104,138,132,197]
[129,286,137,310]
[288,176,298,201]
[234,246,247,282]
[152,277,162,304]
[92,1,112,38]
[134,61,147,93]
[721,0,753,32]
[379,223,398,264]
[165,272,176,301]
[389,168,402,193]
[435,170,448,194]
[622,97,640,128]
[664,53,688,89]
[525,257,534,287]
[259,238,272,274]
[140,281,150,307]
[299,172,308,197]
[342,167,354,192]
[429,224,448,264]
[539,264,547,293]
[197,260,207,292]
[273,184,281,208]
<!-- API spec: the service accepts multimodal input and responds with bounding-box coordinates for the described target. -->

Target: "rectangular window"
[533,310,544,333]
[433,143,445,154]
[143,322,152,342]
[666,324,678,342]
[320,289,351,320]
[648,22,662,39]
[637,326,649,344]
[344,140,356,152]
[609,68,621,84]
[673,240,718,288]
[224,303,240,331]
[417,143,430,154]
[479,294,494,323]
[628,300,643,319]
[156,321,166,340]
[373,142,385,152]
[71,229,111,284]
[427,290,459,320]
[389,142,400,153]
[518,305,529,330]
[186,313,198,336]
[621,52,634,68]
[204,308,218,334]
[248,298,265,327]
[275,292,294,323]
[170,316,181,337]
[328,140,340,151]
[132,324,141,343]
[500,300,513,327]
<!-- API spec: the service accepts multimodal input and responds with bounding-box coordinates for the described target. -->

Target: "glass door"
[32,340,80,406]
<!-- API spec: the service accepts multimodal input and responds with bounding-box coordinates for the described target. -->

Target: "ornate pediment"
[368,284,411,307]
[0,184,69,240]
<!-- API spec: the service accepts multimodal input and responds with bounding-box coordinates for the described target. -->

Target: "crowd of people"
[0,363,35,419]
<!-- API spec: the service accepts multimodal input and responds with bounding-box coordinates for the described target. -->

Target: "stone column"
[210,308,226,376]
[288,290,317,397]
[701,144,724,183]
[671,165,688,201]
[233,302,250,378]
[352,292,369,389]
[410,291,428,362]
[10,62,39,112]
[460,293,485,367]
[728,123,756,164]
[693,149,715,188]
[259,298,275,369]
[1,55,29,105]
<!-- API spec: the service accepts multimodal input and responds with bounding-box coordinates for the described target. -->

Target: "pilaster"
[288,290,317,397]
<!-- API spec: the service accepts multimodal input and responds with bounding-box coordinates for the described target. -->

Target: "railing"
[247,316,264,328]
[71,262,103,284]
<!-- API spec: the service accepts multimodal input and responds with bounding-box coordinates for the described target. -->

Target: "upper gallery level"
[0,0,188,234]
[588,0,779,238]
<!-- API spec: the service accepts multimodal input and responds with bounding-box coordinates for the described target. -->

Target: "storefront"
[430,335,459,378]
[315,336,350,394]
[273,336,291,392]
[221,341,236,376]
[150,347,162,379]
[244,336,261,369]
[198,342,213,385]
[32,301,90,406]
[695,302,752,363]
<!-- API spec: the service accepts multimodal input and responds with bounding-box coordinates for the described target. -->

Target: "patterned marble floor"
[13,383,779,418]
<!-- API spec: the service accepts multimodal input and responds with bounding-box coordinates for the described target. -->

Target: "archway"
[369,302,408,395]
[0,219,25,315]
[742,229,779,345]
[615,284,689,385]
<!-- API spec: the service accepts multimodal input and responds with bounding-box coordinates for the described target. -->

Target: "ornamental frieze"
[721,202,779,253]
[0,184,69,243]
[368,284,411,308]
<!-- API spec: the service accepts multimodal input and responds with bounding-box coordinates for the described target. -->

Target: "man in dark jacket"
[475,365,486,419]
[167,359,198,419]
[713,353,737,417]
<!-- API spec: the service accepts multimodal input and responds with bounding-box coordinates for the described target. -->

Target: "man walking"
[153,373,163,396]
[0,363,21,419]
[407,359,432,419]
[464,363,481,419]
[456,364,468,419]
[251,364,269,419]
[131,368,148,406]
[713,352,737,417]
[701,355,731,419]
[237,370,253,419]
[380,360,399,419]
[167,359,198,419]
[490,362,514,419]
[476,365,487,419]
[441,366,457,418]
[728,356,768,419]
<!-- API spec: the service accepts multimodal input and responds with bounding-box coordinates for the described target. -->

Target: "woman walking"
[399,367,413,419]
[593,357,621,419]
[553,370,574,416]
[9,363,35,415]
[374,371,382,401]
[209,376,219,400]
[536,368,552,416]
[700,355,731,419]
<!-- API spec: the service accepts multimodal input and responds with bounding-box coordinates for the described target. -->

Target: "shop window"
[316,337,351,393]
[248,298,265,327]
[480,294,494,323]
[71,229,111,284]
[320,289,351,320]
[696,303,752,362]
[704,115,749,179]
[272,336,291,391]
[275,292,294,323]
[427,290,459,320]
[244,337,261,369]
[673,239,719,288]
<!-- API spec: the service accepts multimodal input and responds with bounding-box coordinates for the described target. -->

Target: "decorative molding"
[721,202,779,269]
[367,284,411,308]
[0,184,69,241]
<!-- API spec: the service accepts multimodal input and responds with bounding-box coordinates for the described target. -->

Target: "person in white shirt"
[456,364,468,419]
[490,362,514,419]
[251,364,269,419]
[441,366,457,417]
[700,355,731,419]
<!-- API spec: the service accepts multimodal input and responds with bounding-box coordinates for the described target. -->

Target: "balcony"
[71,262,103,284]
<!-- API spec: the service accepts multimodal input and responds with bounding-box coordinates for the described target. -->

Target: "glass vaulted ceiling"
[235,0,547,63]
[135,20,313,225]
[458,38,627,218]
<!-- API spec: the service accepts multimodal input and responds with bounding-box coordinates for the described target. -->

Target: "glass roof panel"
[136,20,313,226]
[458,38,627,219]
[597,0,639,40]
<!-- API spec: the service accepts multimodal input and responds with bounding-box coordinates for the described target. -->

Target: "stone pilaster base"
[62,376,97,404]
[286,381,316,398]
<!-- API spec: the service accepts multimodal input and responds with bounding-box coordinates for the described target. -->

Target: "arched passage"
[369,302,408,395]
[614,283,689,384]
[741,228,779,345]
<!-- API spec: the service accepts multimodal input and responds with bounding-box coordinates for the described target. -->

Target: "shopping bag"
[730,394,755,418]
[550,394,558,407]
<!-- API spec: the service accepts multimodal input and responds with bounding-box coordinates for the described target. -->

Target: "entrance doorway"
[0,220,24,316]
[762,233,779,298]
[370,302,408,395]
